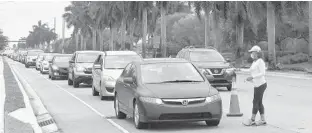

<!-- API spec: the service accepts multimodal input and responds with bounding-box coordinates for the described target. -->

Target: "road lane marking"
[24,68,130,133]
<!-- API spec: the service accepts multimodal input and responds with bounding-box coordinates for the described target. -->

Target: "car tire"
[133,101,148,129]
[73,74,79,88]
[48,75,51,79]
[92,85,99,96]
[114,94,126,119]
[205,120,220,126]
[68,76,73,85]
[227,84,232,91]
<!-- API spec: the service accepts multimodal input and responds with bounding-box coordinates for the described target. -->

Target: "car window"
[54,56,71,63]
[189,51,225,62]
[104,55,141,69]
[76,53,100,63]
[121,64,132,78]
[140,62,205,84]
[44,55,55,61]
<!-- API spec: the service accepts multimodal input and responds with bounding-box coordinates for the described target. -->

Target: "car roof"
[186,48,217,52]
[75,51,102,54]
[136,58,189,65]
[54,54,72,56]
[103,51,138,56]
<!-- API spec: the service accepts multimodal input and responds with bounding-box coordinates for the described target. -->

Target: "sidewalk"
[1,57,33,133]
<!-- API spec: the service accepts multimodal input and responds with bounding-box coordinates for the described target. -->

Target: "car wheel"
[114,94,126,119]
[92,85,99,96]
[48,75,51,79]
[73,74,79,88]
[227,84,232,91]
[205,120,220,126]
[68,78,73,85]
[133,101,148,129]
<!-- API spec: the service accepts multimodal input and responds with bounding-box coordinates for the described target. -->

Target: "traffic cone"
[227,78,243,117]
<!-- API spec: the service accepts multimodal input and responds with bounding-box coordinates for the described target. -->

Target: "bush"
[278,53,309,64]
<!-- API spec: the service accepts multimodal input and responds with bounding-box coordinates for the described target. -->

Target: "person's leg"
[252,86,261,121]
[258,83,267,122]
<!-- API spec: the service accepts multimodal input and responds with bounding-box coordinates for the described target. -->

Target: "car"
[176,46,236,91]
[49,54,72,80]
[68,51,102,88]
[92,51,143,100]
[25,49,44,68]
[40,53,58,74]
[114,58,222,129]
[36,53,49,71]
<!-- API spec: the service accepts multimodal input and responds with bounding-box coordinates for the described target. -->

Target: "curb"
[10,62,60,133]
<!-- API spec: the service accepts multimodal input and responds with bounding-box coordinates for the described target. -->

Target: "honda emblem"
[182,100,189,106]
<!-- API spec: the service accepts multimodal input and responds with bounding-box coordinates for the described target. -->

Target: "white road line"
[24,67,130,133]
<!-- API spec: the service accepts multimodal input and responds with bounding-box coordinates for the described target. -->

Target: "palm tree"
[310,2,312,57]
[267,2,276,67]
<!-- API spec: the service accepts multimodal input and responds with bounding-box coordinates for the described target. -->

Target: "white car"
[40,53,58,74]
[92,51,142,100]
[36,53,48,71]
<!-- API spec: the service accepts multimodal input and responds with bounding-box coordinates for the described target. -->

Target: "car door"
[68,53,76,80]
[116,64,132,112]
[124,65,138,114]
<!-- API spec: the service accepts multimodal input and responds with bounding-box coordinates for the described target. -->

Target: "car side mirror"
[94,64,102,70]
[226,58,231,62]
[123,77,134,84]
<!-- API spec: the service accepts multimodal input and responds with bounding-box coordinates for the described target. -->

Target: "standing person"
[242,45,267,126]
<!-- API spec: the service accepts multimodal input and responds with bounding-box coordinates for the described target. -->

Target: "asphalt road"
[6,59,312,133]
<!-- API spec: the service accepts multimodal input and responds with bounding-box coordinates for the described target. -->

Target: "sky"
[0,1,73,47]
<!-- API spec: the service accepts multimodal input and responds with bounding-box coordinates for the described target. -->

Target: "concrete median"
[11,65,60,133]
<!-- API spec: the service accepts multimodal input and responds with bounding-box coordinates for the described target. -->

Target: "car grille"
[209,68,223,75]
[84,68,92,74]
[105,87,114,93]
[209,80,229,84]
[159,112,212,120]
[213,74,225,78]
[162,98,205,105]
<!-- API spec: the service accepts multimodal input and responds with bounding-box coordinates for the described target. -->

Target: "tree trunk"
[267,1,276,67]
[110,28,115,50]
[92,28,97,50]
[309,2,312,57]
[235,1,244,62]
[99,30,104,51]
[160,4,167,57]
[75,33,79,51]
[121,18,126,50]
[142,8,147,58]
[204,11,210,48]
[80,34,84,50]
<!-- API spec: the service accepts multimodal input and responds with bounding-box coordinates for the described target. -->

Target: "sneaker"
[243,119,256,126]
[256,120,267,126]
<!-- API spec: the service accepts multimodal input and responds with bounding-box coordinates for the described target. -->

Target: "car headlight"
[139,97,163,105]
[102,76,115,82]
[52,65,58,70]
[225,68,235,73]
[76,66,85,72]
[205,94,221,103]
[199,68,210,75]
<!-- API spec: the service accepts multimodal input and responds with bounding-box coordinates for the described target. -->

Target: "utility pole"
[62,18,65,53]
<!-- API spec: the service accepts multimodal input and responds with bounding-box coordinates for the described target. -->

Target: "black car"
[176,46,236,91]
[49,54,72,80]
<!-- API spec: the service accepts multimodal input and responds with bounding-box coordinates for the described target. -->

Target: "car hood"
[103,69,123,80]
[192,61,230,69]
[143,82,211,99]
[76,63,93,68]
[54,62,69,68]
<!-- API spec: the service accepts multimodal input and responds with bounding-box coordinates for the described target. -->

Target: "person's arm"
[252,60,266,78]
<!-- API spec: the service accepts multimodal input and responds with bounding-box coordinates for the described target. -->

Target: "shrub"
[278,52,309,64]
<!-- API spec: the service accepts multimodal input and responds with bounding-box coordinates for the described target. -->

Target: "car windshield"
[44,55,55,61]
[190,51,225,62]
[104,55,141,69]
[141,62,204,84]
[28,51,43,56]
[76,53,99,63]
[54,56,71,63]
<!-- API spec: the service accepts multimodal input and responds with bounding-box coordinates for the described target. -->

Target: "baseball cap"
[248,45,261,52]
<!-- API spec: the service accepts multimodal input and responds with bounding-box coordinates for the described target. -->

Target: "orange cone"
[227,79,243,117]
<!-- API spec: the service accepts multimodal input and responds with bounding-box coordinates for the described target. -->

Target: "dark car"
[176,46,236,91]
[68,51,102,88]
[114,58,222,129]
[49,54,72,80]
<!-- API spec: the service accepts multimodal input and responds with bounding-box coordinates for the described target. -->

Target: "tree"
[309,2,312,56]
[0,29,8,50]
